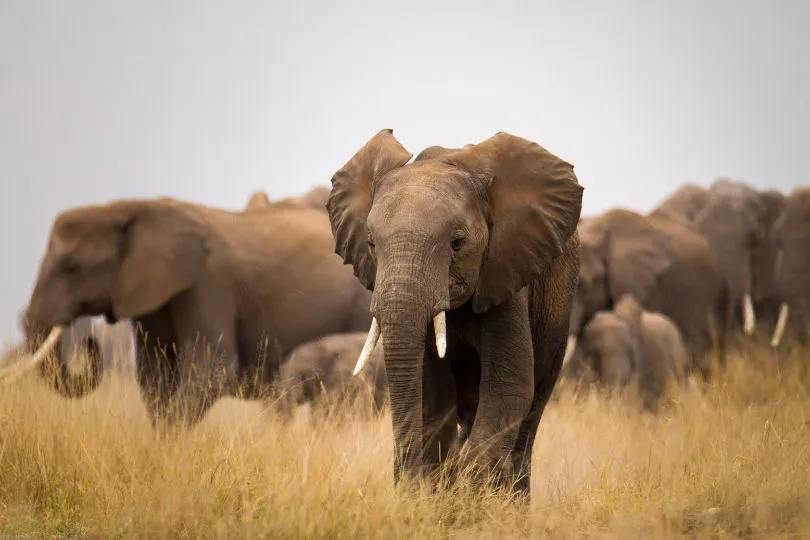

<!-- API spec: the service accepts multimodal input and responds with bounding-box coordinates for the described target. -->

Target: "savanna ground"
[0,342,808,539]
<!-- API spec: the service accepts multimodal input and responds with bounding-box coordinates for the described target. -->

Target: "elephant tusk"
[0,326,63,384]
[562,335,577,366]
[770,303,789,348]
[742,294,756,336]
[433,311,447,359]
[352,317,380,376]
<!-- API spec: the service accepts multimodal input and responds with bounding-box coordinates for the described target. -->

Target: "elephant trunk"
[22,308,104,398]
[370,248,448,483]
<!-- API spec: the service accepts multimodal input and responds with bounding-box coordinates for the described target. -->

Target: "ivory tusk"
[433,311,447,359]
[352,317,380,376]
[0,326,63,384]
[742,294,756,336]
[562,335,577,366]
[770,303,789,348]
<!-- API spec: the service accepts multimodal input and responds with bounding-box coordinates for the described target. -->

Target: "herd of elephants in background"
[1,129,808,500]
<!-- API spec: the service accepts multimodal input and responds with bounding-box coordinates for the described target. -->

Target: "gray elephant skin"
[563,294,689,412]
[20,196,372,428]
[569,207,729,380]
[770,186,810,349]
[274,332,387,418]
[326,129,583,498]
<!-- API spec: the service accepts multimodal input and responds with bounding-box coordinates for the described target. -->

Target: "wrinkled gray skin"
[327,129,583,498]
[564,294,689,412]
[770,187,810,349]
[22,197,372,428]
[274,332,387,418]
[570,208,729,380]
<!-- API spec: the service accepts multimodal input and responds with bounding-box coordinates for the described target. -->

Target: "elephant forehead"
[376,160,473,195]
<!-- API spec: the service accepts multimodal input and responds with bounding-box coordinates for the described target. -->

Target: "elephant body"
[23,197,372,427]
[571,207,728,379]
[274,332,387,417]
[564,294,688,411]
[327,129,583,498]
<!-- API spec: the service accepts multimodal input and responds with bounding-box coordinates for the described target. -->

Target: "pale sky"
[1,1,808,340]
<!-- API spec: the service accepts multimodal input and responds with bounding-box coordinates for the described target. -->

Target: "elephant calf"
[563,294,689,412]
[274,332,387,418]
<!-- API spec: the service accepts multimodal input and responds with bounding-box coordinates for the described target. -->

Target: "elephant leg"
[132,315,180,428]
[461,292,534,488]
[420,344,459,482]
[163,302,240,428]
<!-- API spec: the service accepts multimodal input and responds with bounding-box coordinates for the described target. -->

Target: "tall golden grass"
[0,342,808,539]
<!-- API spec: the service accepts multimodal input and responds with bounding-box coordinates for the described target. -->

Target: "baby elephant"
[563,294,689,411]
[273,332,387,418]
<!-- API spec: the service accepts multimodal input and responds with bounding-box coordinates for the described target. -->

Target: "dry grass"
[0,343,808,539]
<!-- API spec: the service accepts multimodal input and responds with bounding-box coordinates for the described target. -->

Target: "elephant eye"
[451,232,466,252]
[367,232,375,249]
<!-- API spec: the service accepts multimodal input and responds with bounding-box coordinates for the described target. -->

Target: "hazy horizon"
[2,1,808,339]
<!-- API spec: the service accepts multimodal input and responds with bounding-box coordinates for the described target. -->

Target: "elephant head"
[565,209,673,363]
[770,187,810,347]
[691,178,771,335]
[9,200,207,397]
[326,129,583,480]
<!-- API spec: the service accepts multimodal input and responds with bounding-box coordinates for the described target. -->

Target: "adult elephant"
[770,186,810,348]
[4,197,372,428]
[689,179,780,337]
[750,189,786,336]
[567,207,729,379]
[326,129,583,498]
[563,294,689,412]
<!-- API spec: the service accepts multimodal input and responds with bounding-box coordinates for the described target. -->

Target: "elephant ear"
[111,203,208,319]
[326,129,413,290]
[445,132,584,313]
[606,213,673,305]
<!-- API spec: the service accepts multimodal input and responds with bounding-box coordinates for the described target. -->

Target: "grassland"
[0,342,808,539]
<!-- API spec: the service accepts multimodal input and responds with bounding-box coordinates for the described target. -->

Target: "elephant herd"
[561,179,810,411]
[1,129,806,501]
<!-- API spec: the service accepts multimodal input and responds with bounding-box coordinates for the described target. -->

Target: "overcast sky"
[1,1,808,340]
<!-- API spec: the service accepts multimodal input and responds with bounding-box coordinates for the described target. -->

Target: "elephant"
[326,129,583,498]
[649,183,709,224]
[274,332,387,418]
[4,196,373,428]
[567,207,729,380]
[769,186,810,349]
[749,188,786,336]
[563,294,689,412]
[688,179,782,338]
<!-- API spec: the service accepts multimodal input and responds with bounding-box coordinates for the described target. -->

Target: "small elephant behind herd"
[1,129,807,502]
